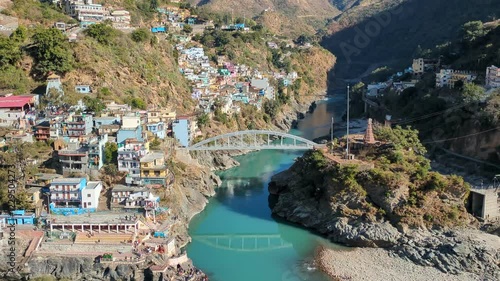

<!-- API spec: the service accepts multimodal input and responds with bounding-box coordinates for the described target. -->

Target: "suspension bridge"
[186,130,324,151]
[191,233,293,252]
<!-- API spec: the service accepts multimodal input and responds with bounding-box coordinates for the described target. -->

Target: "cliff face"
[269,149,500,277]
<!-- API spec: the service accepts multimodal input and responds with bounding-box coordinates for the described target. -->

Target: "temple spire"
[364,118,376,144]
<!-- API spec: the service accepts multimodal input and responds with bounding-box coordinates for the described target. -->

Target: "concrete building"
[80,181,103,209]
[117,114,143,145]
[412,58,440,75]
[58,135,107,174]
[0,95,36,127]
[88,134,108,170]
[468,188,499,221]
[106,9,131,28]
[75,85,91,94]
[64,0,106,23]
[140,152,167,186]
[436,69,477,88]
[146,121,166,139]
[34,120,51,141]
[0,210,35,225]
[111,184,137,206]
[172,118,191,147]
[49,178,103,214]
[94,116,120,129]
[65,114,93,137]
[486,65,500,89]
[118,139,149,185]
[146,108,177,123]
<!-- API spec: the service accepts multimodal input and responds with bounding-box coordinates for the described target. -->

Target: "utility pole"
[330,116,334,152]
[346,85,350,158]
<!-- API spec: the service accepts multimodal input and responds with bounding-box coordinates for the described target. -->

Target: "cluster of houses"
[365,58,500,98]
[55,0,132,29]
[176,44,298,114]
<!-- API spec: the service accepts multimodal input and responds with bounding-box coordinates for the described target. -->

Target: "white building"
[367,83,387,97]
[486,65,500,89]
[81,181,103,209]
[118,139,149,185]
[436,69,477,88]
[49,178,102,210]
[64,0,106,23]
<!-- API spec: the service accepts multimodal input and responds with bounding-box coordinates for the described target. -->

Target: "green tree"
[31,27,74,74]
[197,113,210,128]
[104,142,118,165]
[10,26,28,43]
[0,35,21,68]
[131,28,151,43]
[85,23,117,45]
[150,0,158,10]
[42,87,64,108]
[183,24,193,34]
[83,96,106,115]
[462,21,485,44]
[129,97,146,109]
[461,82,485,103]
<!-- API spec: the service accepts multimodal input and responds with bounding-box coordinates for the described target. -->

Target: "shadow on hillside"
[322,0,500,81]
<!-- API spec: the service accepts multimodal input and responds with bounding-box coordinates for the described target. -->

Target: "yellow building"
[140,152,168,186]
[147,108,177,124]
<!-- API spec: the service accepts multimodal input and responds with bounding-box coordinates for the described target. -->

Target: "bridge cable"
[421,126,500,144]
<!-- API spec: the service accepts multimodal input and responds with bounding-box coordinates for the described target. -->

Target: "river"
[187,95,347,281]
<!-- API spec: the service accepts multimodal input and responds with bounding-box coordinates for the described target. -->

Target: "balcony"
[50,197,81,202]
[50,188,79,192]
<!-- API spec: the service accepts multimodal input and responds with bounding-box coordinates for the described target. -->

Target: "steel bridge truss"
[186,130,321,151]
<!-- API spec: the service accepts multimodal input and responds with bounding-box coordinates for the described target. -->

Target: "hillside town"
[0,1,307,279]
[364,58,500,100]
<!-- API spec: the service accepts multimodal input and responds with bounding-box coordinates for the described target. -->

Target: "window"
[88,202,91,206]
[87,194,91,197]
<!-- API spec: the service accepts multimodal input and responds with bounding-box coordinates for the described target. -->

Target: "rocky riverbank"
[269,138,500,280]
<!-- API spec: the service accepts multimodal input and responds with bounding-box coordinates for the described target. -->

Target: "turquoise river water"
[187,96,346,281]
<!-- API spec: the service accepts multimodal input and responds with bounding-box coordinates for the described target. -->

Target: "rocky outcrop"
[395,229,500,279]
[269,150,500,277]
[24,256,144,281]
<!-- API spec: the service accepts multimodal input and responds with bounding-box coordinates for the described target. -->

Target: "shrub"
[131,28,151,43]
[85,23,117,45]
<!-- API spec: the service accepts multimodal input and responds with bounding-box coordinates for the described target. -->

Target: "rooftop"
[112,184,148,193]
[35,173,63,181]
[0,95,33,108]
[51,178,85,185]
[86,181,102,190]
[140,152,164,163]
[49,212,139,225]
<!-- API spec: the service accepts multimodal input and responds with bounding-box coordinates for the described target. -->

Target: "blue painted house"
[75,85,91,94]
[151,26,166,33]
[146,121,166,139]
[0,210,35,225]
[172,119,191,147]
[117,126,143,146]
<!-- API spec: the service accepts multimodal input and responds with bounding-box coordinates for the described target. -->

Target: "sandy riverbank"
[316,247,480,281]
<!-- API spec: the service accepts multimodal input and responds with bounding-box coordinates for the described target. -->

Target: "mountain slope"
[322,0,500,80]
